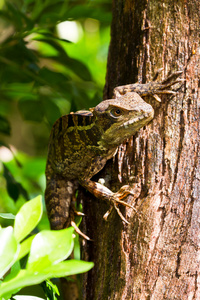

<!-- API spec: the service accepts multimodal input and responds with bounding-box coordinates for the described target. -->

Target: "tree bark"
[81,0,200,299]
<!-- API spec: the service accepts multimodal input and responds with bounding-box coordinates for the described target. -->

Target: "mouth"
[120,110,154,129]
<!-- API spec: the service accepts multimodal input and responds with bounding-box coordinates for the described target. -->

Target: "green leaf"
[0,213,15,220]
[13,296,45,300]
[0,269,43,298]
[3,164,29,201]
[0,261,21,298]
[26,227,74,271]
[38,67,69,85]
[0,261,93,298]
[14,195,43,242]
[3,164,19,201]
[3,260,21,282]
[0,227,20,279]
[17,235,35,261]
[0,115,11,135]
[41,279,59,300]
[41,260,94,278]
[65,57,92,81]
[36,38,92,81]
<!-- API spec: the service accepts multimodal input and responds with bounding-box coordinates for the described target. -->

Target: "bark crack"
[172,108,185,191]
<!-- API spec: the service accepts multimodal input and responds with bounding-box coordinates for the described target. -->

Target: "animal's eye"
[110,108,123,118]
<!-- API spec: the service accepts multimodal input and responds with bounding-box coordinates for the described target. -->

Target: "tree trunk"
[81,0,200,299]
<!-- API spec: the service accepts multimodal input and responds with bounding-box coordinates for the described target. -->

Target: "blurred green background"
[0,0,111,227]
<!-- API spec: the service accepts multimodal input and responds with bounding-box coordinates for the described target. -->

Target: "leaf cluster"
[0,196,93,299]
[0,3,110,297]
[0,0,111,209]
[0,0,111,136]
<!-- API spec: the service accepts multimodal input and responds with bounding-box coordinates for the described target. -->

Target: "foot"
[104,184,140,224]
[114,70,185,102]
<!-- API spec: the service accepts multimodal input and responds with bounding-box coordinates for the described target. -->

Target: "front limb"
[114,70,184,102]
[79,178,139,224]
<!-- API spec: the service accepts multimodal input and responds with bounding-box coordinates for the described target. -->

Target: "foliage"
[0,0,111,134]
[0,1,110,297]
[0,151,46,224]
[0,0,111,217]
[0,195,94,299]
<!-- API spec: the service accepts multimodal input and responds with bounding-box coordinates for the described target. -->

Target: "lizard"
[45,71,183,230]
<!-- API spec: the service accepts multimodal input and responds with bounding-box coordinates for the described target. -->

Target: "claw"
[155,90,177,95]
[104,202,130,224]
[152,94,162,102]
[103,204,130,224]
[153,68,163,81]
[113,202,130,224]
[74,211,85,216]
[103,206,113,221]
[71,221,91,240]
[160,79,185,91]
[114,198,134,208]
[161,70,183,84]
[150,72,185,103]
[113,197,139,214]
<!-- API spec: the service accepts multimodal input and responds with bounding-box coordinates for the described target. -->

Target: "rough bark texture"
[81,0,200,299]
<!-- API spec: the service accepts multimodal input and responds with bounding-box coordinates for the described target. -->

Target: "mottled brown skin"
[45,72,183,229]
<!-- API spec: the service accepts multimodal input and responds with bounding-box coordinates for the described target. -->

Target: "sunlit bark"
[82,1,200,299]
